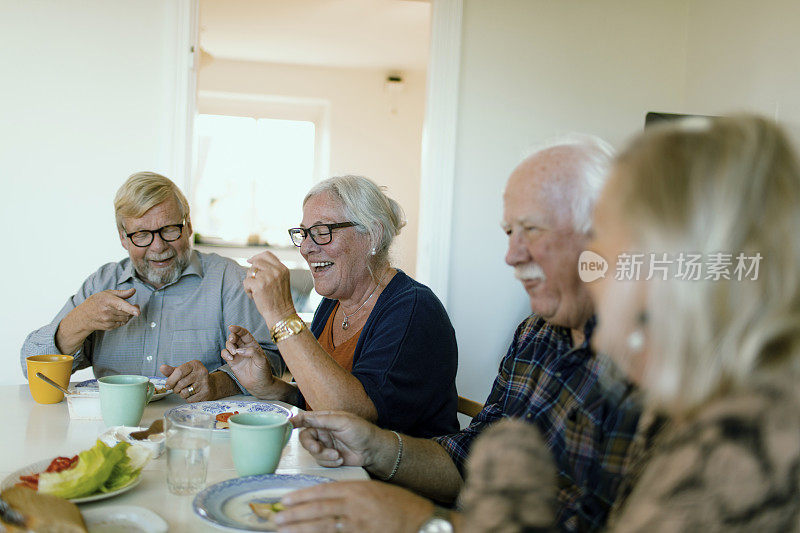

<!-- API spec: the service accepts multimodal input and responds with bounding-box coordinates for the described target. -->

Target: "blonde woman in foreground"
[462,115,800,532]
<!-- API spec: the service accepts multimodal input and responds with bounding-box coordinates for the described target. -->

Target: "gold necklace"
[341,271,387,330]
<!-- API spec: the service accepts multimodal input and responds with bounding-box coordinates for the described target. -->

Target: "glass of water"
[165,411,214,495]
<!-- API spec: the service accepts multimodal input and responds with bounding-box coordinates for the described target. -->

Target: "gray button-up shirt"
[21,251,283,388]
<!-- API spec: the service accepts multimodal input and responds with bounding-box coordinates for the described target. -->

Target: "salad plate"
[73,377,172,401]
[165,400,291,435]
[1,458,143,504]
[193,474,333,531]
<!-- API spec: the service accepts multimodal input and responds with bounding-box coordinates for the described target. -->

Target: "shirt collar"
[182,250,204,278]
[119,249,204,287]
[548,314,597,352]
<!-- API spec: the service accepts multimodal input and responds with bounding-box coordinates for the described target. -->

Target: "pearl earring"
[626,311,648,352]
[370,247,376,256]
[626,330,645,352]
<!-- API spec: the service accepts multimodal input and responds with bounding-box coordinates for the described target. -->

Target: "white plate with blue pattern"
[164,400,292,434]
[73,377,172,401]
[193,474,333,531]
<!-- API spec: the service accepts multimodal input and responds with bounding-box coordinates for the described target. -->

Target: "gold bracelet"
[271,314,306,343]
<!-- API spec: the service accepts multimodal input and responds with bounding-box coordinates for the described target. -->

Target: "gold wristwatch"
[271,314,306,343]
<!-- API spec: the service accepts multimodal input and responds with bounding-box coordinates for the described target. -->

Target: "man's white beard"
[134,246,192,287]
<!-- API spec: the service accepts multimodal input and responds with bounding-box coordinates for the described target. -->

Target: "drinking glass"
[165,411,214,495]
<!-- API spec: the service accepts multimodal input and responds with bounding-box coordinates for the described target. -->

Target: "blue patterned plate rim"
[164,400,291,433]
[193,474,334,531]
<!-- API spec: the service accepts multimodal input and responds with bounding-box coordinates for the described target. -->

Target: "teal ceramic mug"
[98,375,155,427]
[229,412,292,476]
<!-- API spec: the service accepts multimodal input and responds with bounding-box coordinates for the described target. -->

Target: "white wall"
[683,0,800,138]
[197,59,428,276]
[0,1,189,384]
[447,0,800,405]
[448,0,689,403]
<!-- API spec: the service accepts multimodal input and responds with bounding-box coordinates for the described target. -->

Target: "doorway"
[190,0,432,279]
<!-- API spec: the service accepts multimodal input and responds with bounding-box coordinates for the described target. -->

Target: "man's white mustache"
[146,251,176,262]
[514,263,546,282]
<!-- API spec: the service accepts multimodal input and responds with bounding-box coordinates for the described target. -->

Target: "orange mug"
[26,355,74,404]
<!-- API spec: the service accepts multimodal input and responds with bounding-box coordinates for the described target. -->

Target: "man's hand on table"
[275,480,433,533]
[291,411,399,476]
[161,360,235,402]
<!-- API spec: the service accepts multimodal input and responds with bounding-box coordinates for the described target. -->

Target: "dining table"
[0,383,369,531]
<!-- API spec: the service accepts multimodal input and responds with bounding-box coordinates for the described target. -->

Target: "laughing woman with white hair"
[461,115,800,532]
[222,175,459,438]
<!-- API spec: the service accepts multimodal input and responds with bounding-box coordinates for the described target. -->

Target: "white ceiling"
[199,0,431,70]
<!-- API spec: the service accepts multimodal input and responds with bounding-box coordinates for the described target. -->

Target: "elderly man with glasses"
[21,172,282,402]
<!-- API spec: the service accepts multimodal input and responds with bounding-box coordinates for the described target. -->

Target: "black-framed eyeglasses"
[288,222,357,247]
[125,223,185,248]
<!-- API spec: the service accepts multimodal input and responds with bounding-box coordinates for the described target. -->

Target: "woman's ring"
[186,385,195,395]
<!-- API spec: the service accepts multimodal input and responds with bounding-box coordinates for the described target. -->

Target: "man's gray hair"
[304,175,406,277]
[526,133,615,234]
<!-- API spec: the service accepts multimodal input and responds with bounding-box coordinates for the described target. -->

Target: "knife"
[0,495,27,529]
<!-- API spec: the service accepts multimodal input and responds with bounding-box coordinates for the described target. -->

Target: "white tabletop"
[0,385,368,531]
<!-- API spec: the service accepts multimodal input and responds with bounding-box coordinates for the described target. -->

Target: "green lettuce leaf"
[100,443,151,493]
[37,440,149,499]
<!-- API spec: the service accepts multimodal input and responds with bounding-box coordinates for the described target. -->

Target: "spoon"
[35,372,72,396]
[129,418,164,440]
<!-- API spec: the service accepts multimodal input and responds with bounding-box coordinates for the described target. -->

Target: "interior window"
[193,114,316,246]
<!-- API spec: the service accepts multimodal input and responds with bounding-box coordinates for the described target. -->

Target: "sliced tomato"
[18,474,39,490]
[45,455,79,473]
[18,455,79,491]
[215,411,239,423]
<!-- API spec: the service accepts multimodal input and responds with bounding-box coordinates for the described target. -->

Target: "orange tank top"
[318,302,362,372]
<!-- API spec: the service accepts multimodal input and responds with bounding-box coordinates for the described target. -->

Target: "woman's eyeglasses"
[288,222,357,247]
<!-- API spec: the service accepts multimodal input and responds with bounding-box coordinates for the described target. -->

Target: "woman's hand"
[243,251,297,328]
[275,480,433,533]
[222,325,278,398]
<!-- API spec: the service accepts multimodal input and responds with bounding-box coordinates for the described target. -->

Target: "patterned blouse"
[461,374,800,532]
[609,374,800,532]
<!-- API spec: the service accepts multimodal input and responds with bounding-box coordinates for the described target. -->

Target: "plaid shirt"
[434,315,641,532]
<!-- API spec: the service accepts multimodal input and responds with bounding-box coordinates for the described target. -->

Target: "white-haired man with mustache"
[271,136,642,533]
[21,172,282,402]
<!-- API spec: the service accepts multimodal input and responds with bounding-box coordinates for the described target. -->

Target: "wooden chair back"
[457,396,484,419]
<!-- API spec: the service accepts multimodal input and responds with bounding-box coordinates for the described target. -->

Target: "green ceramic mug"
[98,375,155,427]
[229,412,292,476]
